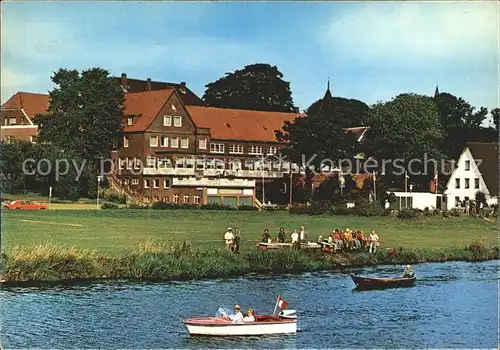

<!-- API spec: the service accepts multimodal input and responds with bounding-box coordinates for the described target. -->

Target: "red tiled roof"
[1,92,50,120]
[345,126,368,141]
[186,106,302,142]
[123,89,174,132]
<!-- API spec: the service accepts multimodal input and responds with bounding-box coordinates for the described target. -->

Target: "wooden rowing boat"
[351,274,416,290]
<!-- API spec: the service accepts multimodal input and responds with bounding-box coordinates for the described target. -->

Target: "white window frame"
[268,146,278,155]
[131,179,139,185]
[124,179,130,185]
[181,137,189,149]
[171,137,179,148]
[123,136,129,148]
[183,194,190,203]
[161,136,169,147]
[249,145,263,155]
[199,138,207,150]
[229,144,244,154]
[210,143,225,154]
[127,117,134,126]
[150,136,158,147]
[146,156,156,168]
[8,117,16,125]
[144,179,150,189]
[194,195,200,204]
[173,116,182,127]
[164,179,170,188]
[133,157,141,170]
[173,194,179,203]
[163,115,172,126]
[153,179,159,189]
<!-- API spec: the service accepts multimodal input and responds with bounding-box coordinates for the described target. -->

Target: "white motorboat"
[184,307,297,336]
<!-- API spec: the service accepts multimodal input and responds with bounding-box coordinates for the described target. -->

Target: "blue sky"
[1,1,498,119]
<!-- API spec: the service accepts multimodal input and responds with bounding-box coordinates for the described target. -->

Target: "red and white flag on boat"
[277,296,288,309]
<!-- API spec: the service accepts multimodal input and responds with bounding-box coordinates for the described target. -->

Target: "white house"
[444,142,498,209]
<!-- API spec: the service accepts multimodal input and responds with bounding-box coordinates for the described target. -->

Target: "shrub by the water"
[245,248,327,273]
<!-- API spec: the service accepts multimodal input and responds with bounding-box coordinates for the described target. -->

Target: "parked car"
[6,200,48,210]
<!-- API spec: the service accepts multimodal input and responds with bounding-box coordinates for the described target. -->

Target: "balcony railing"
[143,168,195,176]
[172,177,256,188]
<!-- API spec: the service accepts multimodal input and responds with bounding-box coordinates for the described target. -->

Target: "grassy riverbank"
[2,210,498,255]
[2,240,497,284]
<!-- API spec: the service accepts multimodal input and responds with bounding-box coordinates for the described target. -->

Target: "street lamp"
[97,175,102,210]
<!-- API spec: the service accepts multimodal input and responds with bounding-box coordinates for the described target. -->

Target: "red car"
[6,200,48,210]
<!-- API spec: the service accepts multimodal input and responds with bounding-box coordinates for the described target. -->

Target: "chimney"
[179,81,187,94]
[146,78,152,91]
[121,73,127,92]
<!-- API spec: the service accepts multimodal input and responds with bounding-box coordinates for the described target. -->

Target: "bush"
[352,199,385,217]
[308,200,332,215]
[397,208,424,219]
[330,203,351,216]
[238,205,258,211]
[200,203,236,210]
[128,203,150,209]
[289,204,311,215]
[101,202,119,209]
[449,208,462,217]
[103,190,127,204]
[151,201,197,210]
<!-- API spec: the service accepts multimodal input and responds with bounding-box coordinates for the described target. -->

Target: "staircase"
[107,173,148,203]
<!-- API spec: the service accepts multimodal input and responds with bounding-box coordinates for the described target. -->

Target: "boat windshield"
[215,307,234,318]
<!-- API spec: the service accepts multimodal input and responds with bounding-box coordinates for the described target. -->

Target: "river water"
[1,260,498,348]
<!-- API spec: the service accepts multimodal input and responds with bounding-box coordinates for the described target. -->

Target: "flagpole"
[272,296,280,315]
[373,171,376,202]
[289,164,293,207]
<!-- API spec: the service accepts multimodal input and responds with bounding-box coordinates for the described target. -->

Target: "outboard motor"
[279,309,297,319]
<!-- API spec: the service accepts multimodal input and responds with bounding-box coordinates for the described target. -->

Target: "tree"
[364,94,444,186]
[202,63,298,112]
[491,108,500,134]
[305,97,371,127]
[434,92,497,158]
[34,68,124,160]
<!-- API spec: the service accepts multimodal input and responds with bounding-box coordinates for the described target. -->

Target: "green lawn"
[2,210,498,256]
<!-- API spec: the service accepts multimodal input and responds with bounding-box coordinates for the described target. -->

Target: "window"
[194,195,200,204]
[475,178,479,189]
[7,117,16,125]
[245,159,255,170]
[163,115,172,126]
[153,179,159,188]
[455,178,460,189]
[131,179,139,185]
[249,145,262,155]
[465,160,470,171]
[465,178,470,189]
[127,117,134,126]
[146,156,156,168]
[199,138,207,149]
[119,158,126,170]
[133,157,141,170]
[161,136,168,147]
[210,143,225,153]
[123,136,129,148]
[173,194,179,203]
[181,137,189,148]
[171,137,179,148]
[144,179,150,189]
[162,196,169,203]
[229,144,244,154]
[229,159,241,170]
[455,197,460,206]
[164,179,170,188]
[124,179,129,185]
[158,157,172,168]
[173,116,182,127]
[183,194,190,203]
[196,158,205,170]
[150,136,158,147]
[268,146,278,155]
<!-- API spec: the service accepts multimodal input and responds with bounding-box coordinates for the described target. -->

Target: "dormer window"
[174,116,182,127]
[127,117,134,126]
[163,115,172,126]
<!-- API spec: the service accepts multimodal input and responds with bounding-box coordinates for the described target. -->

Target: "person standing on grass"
[278,227,286,243]
[233,226,241,254]
[368,230,379,253]
[262,229,271,243]
[224,227,234,251]
[299,226,307,243]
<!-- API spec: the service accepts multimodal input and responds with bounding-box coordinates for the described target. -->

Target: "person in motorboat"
[231,304,244,323]
[403,264,415,278]
[243,308,255,322]
[224,228,234,251]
